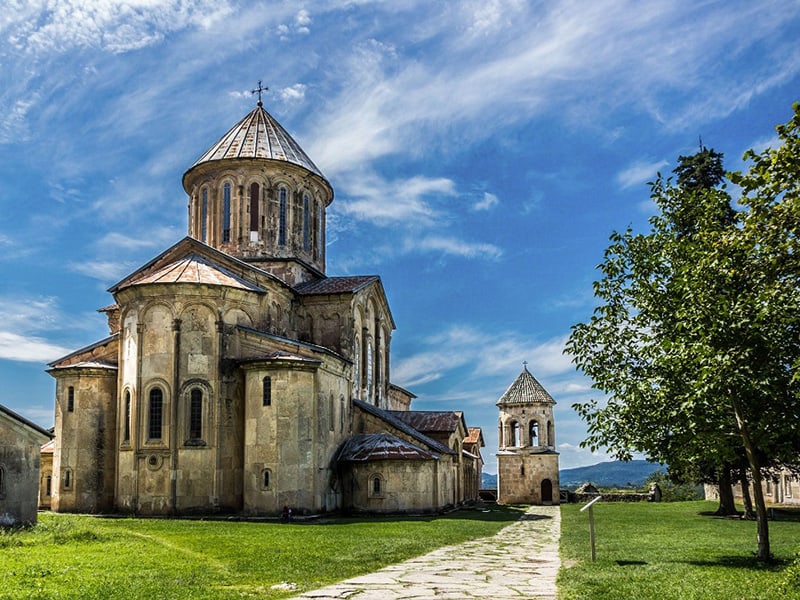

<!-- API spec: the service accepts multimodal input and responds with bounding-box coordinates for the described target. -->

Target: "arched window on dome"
[314,200,323,261]
[222,183,231,243]
[201,188,208,243]
[303,193,310,252]
[278,187,287,247]
[249,183,260,242]
[353,336,361,399]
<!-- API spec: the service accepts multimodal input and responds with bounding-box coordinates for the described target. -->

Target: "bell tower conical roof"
[496,365,555,406]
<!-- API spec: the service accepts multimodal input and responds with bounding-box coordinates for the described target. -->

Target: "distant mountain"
[559,460,663,489]
[480,460,663,491]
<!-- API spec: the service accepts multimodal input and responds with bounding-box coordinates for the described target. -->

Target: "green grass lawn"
[558,500,800,600]
[0,506,523,599]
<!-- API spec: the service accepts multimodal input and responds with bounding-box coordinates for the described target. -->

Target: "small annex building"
[0,404,53,525]
[496,366,560,505]
[45,98,483,516]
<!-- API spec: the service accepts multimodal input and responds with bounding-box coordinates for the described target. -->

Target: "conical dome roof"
[496,366,556,406]
[187,104,326,180]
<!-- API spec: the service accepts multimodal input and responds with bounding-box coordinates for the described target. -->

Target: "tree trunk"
[715,464,737,516]
[731,395,770,561]
[739,468,756,520]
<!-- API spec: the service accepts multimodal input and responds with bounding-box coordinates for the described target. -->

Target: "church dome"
[186,104,327,181]
[181,100,334,284]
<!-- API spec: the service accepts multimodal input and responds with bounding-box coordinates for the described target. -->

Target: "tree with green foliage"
[566,104,800,561]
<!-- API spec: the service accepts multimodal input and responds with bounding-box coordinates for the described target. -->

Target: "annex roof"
[353,400,454,456]
[388,410,465,435]
[188,104,326,180]
[0,404,53,440]
[496,365,556,406]
[465,427,485,447]
[337,433,438,462]
[294,275,380,295]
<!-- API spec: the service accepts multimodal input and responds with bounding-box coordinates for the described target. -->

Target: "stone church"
[496,366,560,505]
[46,98,483,516]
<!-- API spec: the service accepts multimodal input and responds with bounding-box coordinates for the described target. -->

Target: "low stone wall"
[567,491,660,503]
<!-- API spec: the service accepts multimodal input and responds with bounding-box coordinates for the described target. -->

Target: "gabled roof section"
[125,253,264,291]
[388,410,466,435]
[0,404,53,440]
[353,400,454,456]
[337,433,438,462]
[109,237,279,294]
[294,275,380,295]
[188,105,326,180]
[465,427,485,447]
[496,366,556,406]
[47,334,119,369]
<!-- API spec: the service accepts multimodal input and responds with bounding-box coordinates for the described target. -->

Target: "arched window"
[63,468,73,490]
[263,376,272,406]
[366,339,374,403]
[302,192,310,251]
[529,421,539,446]
[353,337,360,398]
[262,468,271,489]
[201,187,208,243]
[369,473,384,498]
[222,183,231,243]
[148,388,163,440]
[314,200,322,260]
[67,386,74,412]
[340,395,345,432]
[278,187,287,247]
[373,476,381,495]
[249,182,260,241]
[45,475,52,497]
[124,391,131,442]
[511,421,520,446]
[189,388,203,440]
[328,393,334,431]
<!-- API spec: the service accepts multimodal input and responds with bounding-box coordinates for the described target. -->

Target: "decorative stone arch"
[222,306,254,327]
[368,472,385,498]
[179,379,213,446]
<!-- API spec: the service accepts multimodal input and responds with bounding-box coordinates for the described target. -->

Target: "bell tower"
[496,364,560,505]
[182,94,333,286]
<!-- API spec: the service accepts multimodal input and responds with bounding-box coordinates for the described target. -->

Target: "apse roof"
[124,253,265,292]
[188,104,325,179]
[496,366,556,406]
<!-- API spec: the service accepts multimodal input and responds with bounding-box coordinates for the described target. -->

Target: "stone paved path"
[289,505,560,600]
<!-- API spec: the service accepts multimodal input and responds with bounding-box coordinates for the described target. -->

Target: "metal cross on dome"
[251,80,268,107]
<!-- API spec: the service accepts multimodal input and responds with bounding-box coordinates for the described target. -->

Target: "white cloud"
[68,260,133,282]
[0,331,71,362]
[472,192,499,211]
[279,84,307,103]
[405,236,502,260]
[616,159,669,190]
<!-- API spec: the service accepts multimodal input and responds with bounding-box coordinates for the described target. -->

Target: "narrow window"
[149,388,163,440]
[124,391,131,442]
[278,187,287,246]
[328,393,334,432]
[373,476,381,495]
[340,395,345,432]
[786,477,793,498]
[263,376,272,406]
[0,466,4,494]
[201,187,208,243]
[189,389,203,440]
[45,475,52,496]
[262,469,271,489]
[249,183,260,240]
[64,469,72,489]
[366,339,374,402]
[67,386,74,412]
[314,200,322,260]
[222,183,231,243]
[353,337,360,398]
[303,193,310,251]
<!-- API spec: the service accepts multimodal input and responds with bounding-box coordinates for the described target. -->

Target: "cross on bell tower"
[251,80,268,107]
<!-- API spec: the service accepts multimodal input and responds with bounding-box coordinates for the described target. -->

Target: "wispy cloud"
[472,192,499,211]
[617,159,669,189]
[0,296,76,362]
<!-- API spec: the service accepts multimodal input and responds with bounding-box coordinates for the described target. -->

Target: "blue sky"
[1,1,799,472]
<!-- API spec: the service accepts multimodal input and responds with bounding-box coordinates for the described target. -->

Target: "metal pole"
[588,505,596,561]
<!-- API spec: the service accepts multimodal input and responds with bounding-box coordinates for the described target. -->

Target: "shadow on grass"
[698,506,800,522]
[318,505,527,526]
[616,560,648,566]
[685,556,789,571]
